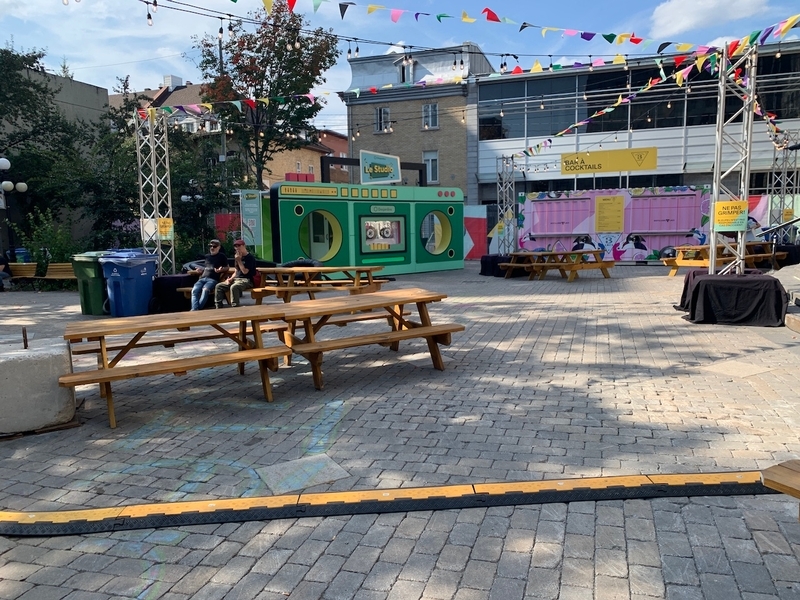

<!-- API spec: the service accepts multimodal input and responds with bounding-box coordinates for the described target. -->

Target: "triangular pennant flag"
[501,17,516,24]
[200,103,213,111]
[257,98,270,106]
[675,43,693,52]
[564,29,578,36]
[530,60,543,73]
[581,32,596,41]
[695,54,708,71]
[147,108,157,123]
[747,30,761,46]
[592,58,605,67]
[339,2,354,18]
[552,64,562,70]
[630,33,643,44]
[414,12,429,20]
[186,104,202,115]
[519,22,534,32]
[602,33,617,44]
[614,95,623,106]
[657,60,667,80]
[287,0,297,11]
[436,14,453,21]
[727,39,740,55]
[780,14,800,37]
[675,70,686,87]
[461,11,476,23]
[227,101,242,113]
[759,26,775,44]
[482,8,501,22]
[369,87,378,94]
[351,88,360,98]
[243,99,256,110]
[641,40,654,49]
[708,54,718,73]
[137,108,147,120]
[304,94,314,103]
[616,33,632,44]
[162,106,174,115]
[390,9,404,22]
[572,61,584,68]
[312,0,325,12]
[511,65,523,74]
[657,42,672,54]
[173,105,187,114]
[542,27,559,37]
[732,36,748,55]
[367,5,384,14]
[262,0,273,12]
[674,55,686,68]
[612,54,626,65]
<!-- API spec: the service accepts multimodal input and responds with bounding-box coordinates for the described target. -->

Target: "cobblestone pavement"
[1,263,800,599]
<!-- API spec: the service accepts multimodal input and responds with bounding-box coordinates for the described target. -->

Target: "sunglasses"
[209,244,220,248]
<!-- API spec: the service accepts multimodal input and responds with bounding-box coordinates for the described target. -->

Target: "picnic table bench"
[662,242,788,276]
[60,306,290,428]
[252,265,388,304]
[500,250,614,282]
[280,287,464,390]
[762,460,800,519]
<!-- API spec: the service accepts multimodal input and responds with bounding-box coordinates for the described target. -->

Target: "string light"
[460,57,464,70]
[540,96,545,110]
[218,19,224,39]
[667,100,672,109]
[548,55,553,72]
[614,134,618,142]
[147,7,153,26]
[461,111,465,124]
[228,19,234,38]
[776,44,782,59]
[499,104,504,118]
[623,55,629,71]
[588,55,593,72]
[151,0,157,11]
[355,45,359,58]
[347,42,351,60]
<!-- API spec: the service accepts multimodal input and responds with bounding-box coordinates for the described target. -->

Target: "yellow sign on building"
[560,148,658,174]
[595,196,625,232]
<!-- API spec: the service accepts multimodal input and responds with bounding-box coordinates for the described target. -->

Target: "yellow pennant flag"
[616,33,632,44]
[675,43,694,52]
[695,54,708,71]
[675,70,686,87]
[461,11,476,22]
[613,94,623,106]
[780,14,800,37]
[731,36,747,55]
[262,0,273,12]
[541,27,559,37]
[367,4,385,14]
[612,54,626,65]
[257,98,270,106]
[200,103,213,111]
[147,108,157,123]
[530,60,543,73]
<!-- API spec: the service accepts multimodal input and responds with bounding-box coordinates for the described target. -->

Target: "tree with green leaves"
[193,0,339,190]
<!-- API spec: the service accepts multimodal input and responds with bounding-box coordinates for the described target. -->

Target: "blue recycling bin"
[99,253,158,317]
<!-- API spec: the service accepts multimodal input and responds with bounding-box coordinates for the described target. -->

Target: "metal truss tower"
[496,156,517,255]
[134,111,175,276]
[766,130,799,243]
[709,45,758,275]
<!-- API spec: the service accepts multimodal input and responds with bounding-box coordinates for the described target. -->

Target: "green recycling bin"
[72,251,111,316]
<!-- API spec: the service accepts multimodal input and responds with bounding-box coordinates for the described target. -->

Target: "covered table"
[684,273,788,326]
[675,268,763,312]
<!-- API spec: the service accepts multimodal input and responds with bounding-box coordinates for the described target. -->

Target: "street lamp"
[0,157,29,261]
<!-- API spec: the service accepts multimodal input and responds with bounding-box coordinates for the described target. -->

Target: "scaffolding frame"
[134,111,175,276]
[766,130,800,243]
[496,155,517,255]
[709,45,758,275]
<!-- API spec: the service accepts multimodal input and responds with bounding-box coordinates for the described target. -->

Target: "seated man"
[214,239,256,308]
[190,239,228,310]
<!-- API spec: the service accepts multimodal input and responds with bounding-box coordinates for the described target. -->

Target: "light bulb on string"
[540,96,545,110]
[62,0,68,5]
[614,134,618,142]
[355,45,359,58]
[152,0,157,12]
[356,129,360,137]
[588,55,593,72]
[548,55,553,72]
[460,58,464,70]
[623,55,629,71]
[347,43,351,60]
[499,105,504,118]
[776,44,782,59]
[295,40,301,49]
[461,111,465,124]
[147,11,153,26]
[218,23,224,39]
[667,100,672,109]
[228,21,234,38]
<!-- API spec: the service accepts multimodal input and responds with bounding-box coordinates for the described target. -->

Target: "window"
[399,62,414,84]
[422,104,439,129]
[296,161,302,173]
[375,107,391,132]
[339,152,348,172]
[423,151,439,184]
[308,165,314,174]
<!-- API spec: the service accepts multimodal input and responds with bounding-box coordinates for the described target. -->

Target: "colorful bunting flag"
[390,8,404,22]
[461,11,476,23]
[339,2,354,18]
[531,60,543,73]
[581,32,596,41]
[519,22,534,32]
[436,13,453,21]
[482,8,501,22]
[414,12,428,20]
[312,0,325,13]
[366,4,384,14]
[602,33,616,44]
[262,0,273,12]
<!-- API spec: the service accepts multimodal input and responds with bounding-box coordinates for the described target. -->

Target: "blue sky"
[1,0,796,133]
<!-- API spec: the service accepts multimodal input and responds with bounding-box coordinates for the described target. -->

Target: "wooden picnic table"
[253,265,387,304]
[662,241,787,276]
[278,287,465,390]
[500,250,614,282]
[59,306,291,428]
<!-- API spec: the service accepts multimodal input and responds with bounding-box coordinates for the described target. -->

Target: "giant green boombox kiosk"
[266,182,464,276]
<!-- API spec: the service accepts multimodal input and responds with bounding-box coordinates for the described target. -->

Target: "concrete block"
[0,339,75,434]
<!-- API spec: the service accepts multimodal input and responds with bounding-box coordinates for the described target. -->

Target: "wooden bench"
[59,345,292,428]
[761,460,800,519]
[530,260,615,282]
[291,323,465,390]
[7,263,38,289]
[35,263,77,281]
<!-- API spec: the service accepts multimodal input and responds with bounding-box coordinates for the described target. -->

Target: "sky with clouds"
[1,0,795,133]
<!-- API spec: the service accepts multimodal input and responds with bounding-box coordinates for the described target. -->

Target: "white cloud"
[649,0,768,38]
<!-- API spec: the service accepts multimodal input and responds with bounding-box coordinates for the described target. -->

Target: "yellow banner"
[561,147,657,174]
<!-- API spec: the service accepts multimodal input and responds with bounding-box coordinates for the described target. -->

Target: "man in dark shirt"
[214,239,256,308]
[190,239,228,310]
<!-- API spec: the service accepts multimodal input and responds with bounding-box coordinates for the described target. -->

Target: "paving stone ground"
[1,262,800,599]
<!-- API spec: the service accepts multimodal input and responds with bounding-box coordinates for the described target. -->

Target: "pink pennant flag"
[390,9,404,22]
[564,29,578,36]
[592,58,605,67]
[304,93,315,103]
[186,104,202,115]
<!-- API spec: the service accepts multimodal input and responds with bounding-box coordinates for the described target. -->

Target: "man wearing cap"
[215,239,256,308]
[190,240,228,310]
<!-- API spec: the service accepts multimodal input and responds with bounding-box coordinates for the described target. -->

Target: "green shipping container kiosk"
[268,182,464,276]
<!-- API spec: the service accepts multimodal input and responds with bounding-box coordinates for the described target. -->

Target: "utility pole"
[218,24,227,185]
